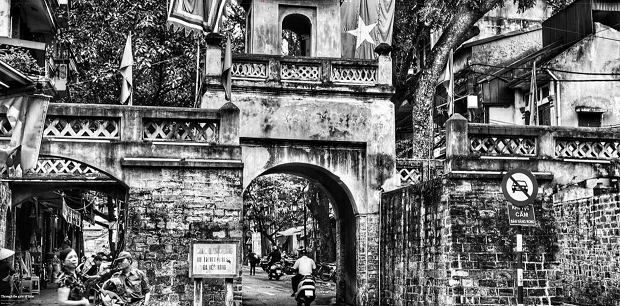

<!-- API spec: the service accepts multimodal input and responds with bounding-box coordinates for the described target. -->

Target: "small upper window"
[281,14,311,56]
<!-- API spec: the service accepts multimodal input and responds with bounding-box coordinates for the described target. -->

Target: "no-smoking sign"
[501,168,538,207]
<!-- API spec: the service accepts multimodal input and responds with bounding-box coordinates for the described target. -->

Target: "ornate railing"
[470,135,537,156]
[396,159,444,185]
[1,156,106,178]
[555,139,620,159]
[0,103,237,145]
[231,60,268,80]
[445,121,620,162]
[331,64,376,84]
[281,62,321,82]
[230,55,382,86]
[44,116,120,139]
[143,118,219,142]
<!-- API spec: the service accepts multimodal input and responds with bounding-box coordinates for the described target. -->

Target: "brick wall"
[125,167,243,306]
[553,191,620,305]
[381,177,561,306]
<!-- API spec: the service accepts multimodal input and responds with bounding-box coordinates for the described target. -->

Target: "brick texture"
[381,178,561,306]
[553,192,620,306]
[125,167,243,306]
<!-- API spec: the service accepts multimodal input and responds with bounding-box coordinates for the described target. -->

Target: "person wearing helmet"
[266,246,282,271]
[102,251,150,306]
[290,247,316,297]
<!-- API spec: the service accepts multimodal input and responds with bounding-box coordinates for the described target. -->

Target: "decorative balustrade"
[555,139,620,159]
[396,159,444,185]
[44,116,120,139]
[281,62,321,82]
[470,135,537,156]
[445,118,620,162]
[0,156,106,178]
[0,103,238,145]
[231,60,268,80]
[331,64,376,84]
[143,118,219,142]
[230,55,382,86]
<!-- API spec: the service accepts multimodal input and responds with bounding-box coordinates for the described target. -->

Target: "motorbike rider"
[266,246,282,271]
[102,251,150,306]
[290,247,316,297]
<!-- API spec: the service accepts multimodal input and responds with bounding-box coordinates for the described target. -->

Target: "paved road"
[242,266,336,306]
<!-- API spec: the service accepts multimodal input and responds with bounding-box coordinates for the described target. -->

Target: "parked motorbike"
[294,275,316,306]
[267,261,285,280]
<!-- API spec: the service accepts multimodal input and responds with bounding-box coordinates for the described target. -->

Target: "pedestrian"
[57,248,90,306]
[0,250,15,305]
[291,247,316,297]
[248,249,258,276]
[103,251,150,306]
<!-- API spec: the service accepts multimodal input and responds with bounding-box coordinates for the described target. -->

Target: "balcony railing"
[396,159,444,185]
[0,103,238,146]
[230,55,380,86]
[444,117,620,162]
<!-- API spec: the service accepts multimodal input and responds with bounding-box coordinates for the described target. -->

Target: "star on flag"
[347,16,376,49]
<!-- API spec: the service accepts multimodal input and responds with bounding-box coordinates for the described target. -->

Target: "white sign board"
[190,241,238,278]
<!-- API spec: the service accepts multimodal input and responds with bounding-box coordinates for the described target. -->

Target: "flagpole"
[194,39,201,108]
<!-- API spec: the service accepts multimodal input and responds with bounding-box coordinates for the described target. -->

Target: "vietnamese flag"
[341,0,395,59]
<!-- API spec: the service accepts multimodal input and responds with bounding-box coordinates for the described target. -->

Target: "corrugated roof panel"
[592,0,620,11]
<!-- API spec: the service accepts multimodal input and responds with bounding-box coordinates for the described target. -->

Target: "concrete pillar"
[538,130,554,159]
[445,113,469,159]
[219,102,240,146]
[204,33,224,78]
[0,0,10,37]
[374,43,392,86]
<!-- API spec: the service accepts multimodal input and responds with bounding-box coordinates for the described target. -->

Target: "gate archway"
[245,162,358,304]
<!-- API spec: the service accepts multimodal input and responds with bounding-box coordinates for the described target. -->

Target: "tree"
[57,0,246,106]
[392,0,573,158]
[306,183,336,263]
[243,174,308,247]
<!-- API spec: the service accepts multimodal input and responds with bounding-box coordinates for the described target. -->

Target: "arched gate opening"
[242,163,358,305]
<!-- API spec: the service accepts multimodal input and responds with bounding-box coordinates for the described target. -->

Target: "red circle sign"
[501,168,538,207]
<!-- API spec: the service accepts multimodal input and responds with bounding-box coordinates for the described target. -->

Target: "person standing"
[57,248,90,306]
[0,256,15,305]
[247,249,258,276]
[290,248,316,297]
[103,251,150,306]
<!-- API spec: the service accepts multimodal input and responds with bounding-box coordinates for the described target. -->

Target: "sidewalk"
[8,283,59,306]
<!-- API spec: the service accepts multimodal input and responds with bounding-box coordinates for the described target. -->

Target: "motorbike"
[267,261,285,280]
[259,256,270,272]
[294,275,316,306]
[282,257,296,275]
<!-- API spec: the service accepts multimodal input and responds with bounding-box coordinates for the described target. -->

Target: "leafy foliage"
[393,0,573,158]
[243,174,308,246]
[58,0,245,106]
[0,47,44,75]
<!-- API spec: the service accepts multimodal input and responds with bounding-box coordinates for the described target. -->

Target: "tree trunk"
[306,183,336,263]
[398,2,502,157]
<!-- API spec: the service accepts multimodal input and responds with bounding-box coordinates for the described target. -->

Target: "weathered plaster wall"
[553,189,620,306]
[549,23,620,127]
[471,29,542,74]
[236,88,395,215]
[123,166,244,306]
[249,0,341,57]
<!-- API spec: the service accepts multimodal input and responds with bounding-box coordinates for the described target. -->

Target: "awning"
[276,226,305,237]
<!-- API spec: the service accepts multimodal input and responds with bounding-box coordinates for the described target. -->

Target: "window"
[578,113,602,127]
[281,14,311,56]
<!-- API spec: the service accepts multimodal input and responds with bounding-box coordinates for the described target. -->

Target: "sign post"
[189,240,239,306]
[501,168,538,306]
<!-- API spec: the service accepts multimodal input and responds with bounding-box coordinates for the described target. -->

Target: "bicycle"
[316,262,336,282]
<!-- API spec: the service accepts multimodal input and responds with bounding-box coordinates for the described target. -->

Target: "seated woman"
[57,248,90,306]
